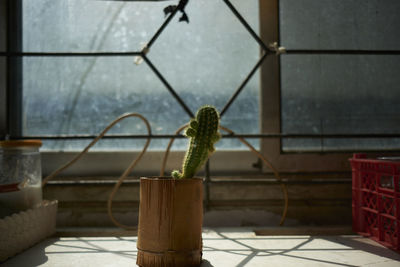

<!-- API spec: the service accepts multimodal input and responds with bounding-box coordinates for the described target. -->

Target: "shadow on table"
[2,238,56,267]
[323,235,400,262]
[201,259,215,267]
[203,229,400,267]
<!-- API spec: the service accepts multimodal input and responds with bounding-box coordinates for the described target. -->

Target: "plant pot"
[136,177,203,267]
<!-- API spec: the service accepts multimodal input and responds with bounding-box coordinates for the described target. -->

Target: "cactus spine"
[172,105,221,179]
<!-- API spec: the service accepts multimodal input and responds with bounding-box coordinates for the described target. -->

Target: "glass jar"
[0,140,43,218]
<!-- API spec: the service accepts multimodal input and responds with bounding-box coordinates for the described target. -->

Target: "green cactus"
[172,105,221,179]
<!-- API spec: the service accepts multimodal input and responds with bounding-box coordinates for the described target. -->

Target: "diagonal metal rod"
[223,0,270,53]
[142,55,194,118]
[220,51,268,117]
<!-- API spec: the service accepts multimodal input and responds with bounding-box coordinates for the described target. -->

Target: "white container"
[0,200,58,262]
[0,140,43,218]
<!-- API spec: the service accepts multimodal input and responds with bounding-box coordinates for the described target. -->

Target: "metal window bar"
[285,50,400,55]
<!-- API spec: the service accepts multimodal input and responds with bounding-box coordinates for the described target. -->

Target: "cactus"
[172,105,221,179]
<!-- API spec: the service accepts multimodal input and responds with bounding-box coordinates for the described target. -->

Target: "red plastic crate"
[350,153,400,252]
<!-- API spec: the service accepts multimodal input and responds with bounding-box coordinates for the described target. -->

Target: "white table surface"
[3,228,400,267]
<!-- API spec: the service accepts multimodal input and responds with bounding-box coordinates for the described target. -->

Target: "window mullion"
[259,0,281,172]
[6,0,23,138]
[0,1,7,138]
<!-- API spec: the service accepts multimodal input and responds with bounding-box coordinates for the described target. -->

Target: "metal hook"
[134,43,149,65]
[269,42,286,55]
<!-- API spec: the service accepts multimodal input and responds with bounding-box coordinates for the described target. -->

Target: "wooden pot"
[136,177,203,267]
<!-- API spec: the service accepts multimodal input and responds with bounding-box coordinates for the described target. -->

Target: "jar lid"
[0,140,42,148]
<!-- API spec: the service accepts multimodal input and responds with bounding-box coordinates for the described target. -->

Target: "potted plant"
[136,105,220,267]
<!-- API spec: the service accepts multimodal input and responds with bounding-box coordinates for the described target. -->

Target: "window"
[3,0,400,177]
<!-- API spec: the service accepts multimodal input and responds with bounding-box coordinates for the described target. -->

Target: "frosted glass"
[23,0,166,52]
[281,55,400,151]
[148,0,260,136]
[280,0,400,50]
[22,0,260,151]
[280,0,400,151]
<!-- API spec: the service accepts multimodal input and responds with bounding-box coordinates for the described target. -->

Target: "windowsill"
[43,173,353,227]
[3,227,400,266]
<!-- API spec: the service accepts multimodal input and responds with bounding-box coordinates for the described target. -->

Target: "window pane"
[23,0,166,52]
[280,0,400,50]
[22,0,260,151]
[281,55,400,151]
[148,0,260,149]
[22,56,189,150]
[280,0,400,152]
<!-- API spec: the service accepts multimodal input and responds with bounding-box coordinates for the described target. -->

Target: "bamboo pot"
[136,177,203,267]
